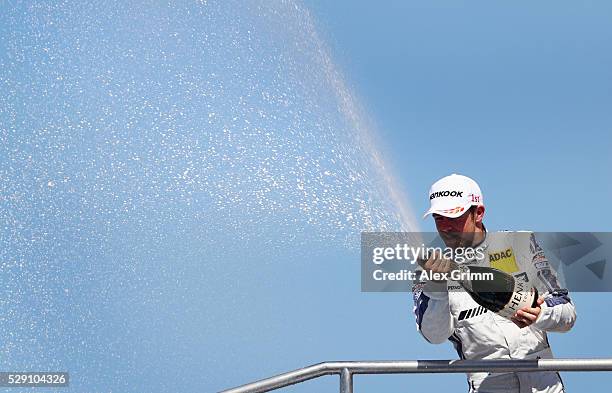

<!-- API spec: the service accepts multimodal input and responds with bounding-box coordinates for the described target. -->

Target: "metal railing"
[220,358,612,393]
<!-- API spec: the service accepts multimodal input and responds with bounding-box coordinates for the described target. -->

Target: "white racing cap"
[423,174,484,219]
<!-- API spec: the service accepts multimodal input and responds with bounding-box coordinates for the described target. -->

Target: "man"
[413,174,576,393]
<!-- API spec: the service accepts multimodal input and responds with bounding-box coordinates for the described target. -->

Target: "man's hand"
[418,250,454,282]
[511,297,544,328]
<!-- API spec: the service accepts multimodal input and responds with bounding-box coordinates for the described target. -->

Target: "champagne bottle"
[420,254,539,320]
[453,264,539,320]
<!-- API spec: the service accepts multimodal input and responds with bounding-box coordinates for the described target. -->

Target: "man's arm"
[533,289,576,332]
[517,233,577,332]
[413,274,455,344]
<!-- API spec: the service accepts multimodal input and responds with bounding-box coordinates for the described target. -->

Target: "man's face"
[433,207,479,248]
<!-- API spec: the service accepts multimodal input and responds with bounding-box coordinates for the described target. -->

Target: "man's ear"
[475,205,485,224]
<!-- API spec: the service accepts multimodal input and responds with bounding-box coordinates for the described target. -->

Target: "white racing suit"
[413,231,577,393]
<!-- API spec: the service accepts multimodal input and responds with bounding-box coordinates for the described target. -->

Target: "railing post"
[340,368,353,393]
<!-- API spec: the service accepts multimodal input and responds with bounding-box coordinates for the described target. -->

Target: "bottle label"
[497,272,537,319]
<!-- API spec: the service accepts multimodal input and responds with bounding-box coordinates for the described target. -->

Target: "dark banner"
[361,232,610,292]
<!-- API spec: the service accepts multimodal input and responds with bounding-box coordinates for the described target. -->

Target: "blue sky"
[308,0,612,233]
[1,1,611,392]
[289,1,612,392]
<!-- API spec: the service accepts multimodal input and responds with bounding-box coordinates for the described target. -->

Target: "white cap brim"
[422,204,471,219]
